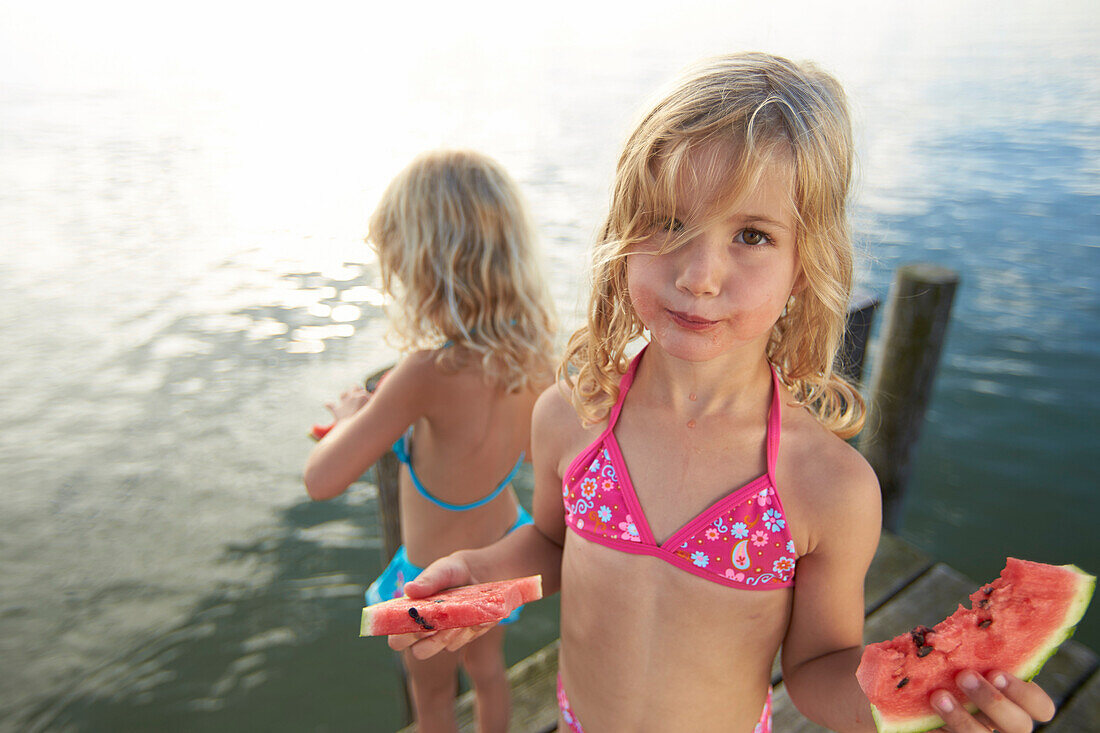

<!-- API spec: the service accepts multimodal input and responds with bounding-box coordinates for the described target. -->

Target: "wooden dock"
[398,531,1097,732]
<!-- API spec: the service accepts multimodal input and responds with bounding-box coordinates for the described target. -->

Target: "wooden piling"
[364,367,403,563]
[363,366,411,723]
[857,264,959,531]
[837,291,881,384]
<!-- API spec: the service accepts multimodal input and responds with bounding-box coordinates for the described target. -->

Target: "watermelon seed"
[909,625,932,647]
[896,677,910,689]
[982,585,993,595]
[918,645,933,657]
[978,619,992,629]
[408,607,435,630]
[978,599,990,609]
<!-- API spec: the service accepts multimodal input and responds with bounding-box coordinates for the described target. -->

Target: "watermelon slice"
[856,558,1095,733]
[310,422,334,441]
[360,575,543,636]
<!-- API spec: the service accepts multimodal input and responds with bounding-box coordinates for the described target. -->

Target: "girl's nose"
[674,240,724,297]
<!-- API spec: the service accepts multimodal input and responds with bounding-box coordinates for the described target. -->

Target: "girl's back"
[396,346,540,565]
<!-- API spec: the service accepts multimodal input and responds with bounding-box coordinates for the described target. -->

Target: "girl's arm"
[303,354,431,500]
[779,448,882,731]
[388,385,574,659]
[781,448,1056,732]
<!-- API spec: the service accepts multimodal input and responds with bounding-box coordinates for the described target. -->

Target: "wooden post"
[838,291,881,384]
[858,264,959,531]
[374,450,403,567]
[364,366,411,724]
[364,366,403,563]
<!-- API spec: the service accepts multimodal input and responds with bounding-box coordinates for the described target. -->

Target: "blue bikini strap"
[392,430,524,512]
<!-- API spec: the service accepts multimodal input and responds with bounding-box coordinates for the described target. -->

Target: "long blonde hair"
[560,52,865,438]
[369,149,556,392]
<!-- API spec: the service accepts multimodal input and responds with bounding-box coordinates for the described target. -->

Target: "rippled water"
[1,2,1097,730]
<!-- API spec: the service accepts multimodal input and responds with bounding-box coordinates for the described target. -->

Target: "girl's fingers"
[404,629,473,660]
[442,622,496,652]
[388,630,436,652]
[984,670,1055,723]
[931,669,1052,733]
[407,634,453,660]
[402,558,472,599]
[931,691,987,732]
[388,630,460,659]
[387,620,497,658]
[954,669,1042,732]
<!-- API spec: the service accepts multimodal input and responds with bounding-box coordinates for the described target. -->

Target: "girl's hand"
[326,385,371,422]
[930,670,1055,732]
[386,553,499,659]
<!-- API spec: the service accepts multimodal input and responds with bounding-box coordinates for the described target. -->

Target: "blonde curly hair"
[368,149,556,393]
[560,52,865,438]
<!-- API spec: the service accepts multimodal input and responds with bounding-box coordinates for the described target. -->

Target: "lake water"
[1,1,1097,730]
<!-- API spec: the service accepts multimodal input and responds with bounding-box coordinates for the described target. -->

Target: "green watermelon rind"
[870,703,962,733]
[1012,565,1095,682]
[868,563,1096,733]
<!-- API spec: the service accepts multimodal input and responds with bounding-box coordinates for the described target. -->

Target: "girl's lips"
[668,309,719,331]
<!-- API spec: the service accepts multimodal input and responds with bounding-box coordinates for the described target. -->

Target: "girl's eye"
[737,228,771,246]
[659,217,684,232]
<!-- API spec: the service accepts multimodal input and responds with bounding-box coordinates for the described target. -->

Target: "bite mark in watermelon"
[856,558,1095,733]
[360,575,543,636]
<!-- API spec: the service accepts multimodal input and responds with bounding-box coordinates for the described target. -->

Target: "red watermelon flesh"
[310,422,334,441]
[856,558,1094,733]
[360,575,542,636]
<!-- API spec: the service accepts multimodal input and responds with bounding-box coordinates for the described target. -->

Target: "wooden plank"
[864,532,932,615]
[1033,639,1099,711]
[1041,667,1100,732]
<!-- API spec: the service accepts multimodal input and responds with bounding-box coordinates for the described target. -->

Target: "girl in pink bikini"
[389,54,1056,732]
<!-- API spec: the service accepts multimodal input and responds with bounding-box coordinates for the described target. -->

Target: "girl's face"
[626,147,802,364]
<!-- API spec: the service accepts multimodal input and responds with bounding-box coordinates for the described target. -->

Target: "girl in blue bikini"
[387,56,1057,732]
[304,149,556,733]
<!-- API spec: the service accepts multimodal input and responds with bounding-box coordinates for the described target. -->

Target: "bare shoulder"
[389,349,444,382]
[534,381,579,425]
[393,347,491,397]
[533,382,587,444]
[777,399,881,552]
[533,382,600,474]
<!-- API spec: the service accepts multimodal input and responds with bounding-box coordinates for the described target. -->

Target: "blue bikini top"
[392,429,524,511]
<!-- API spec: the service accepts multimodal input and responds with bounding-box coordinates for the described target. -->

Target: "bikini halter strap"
[605,346,784,479]
[765,364,783,481]
[605,345,647,429]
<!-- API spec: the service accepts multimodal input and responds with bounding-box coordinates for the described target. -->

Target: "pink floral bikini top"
[562,348,797,589]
